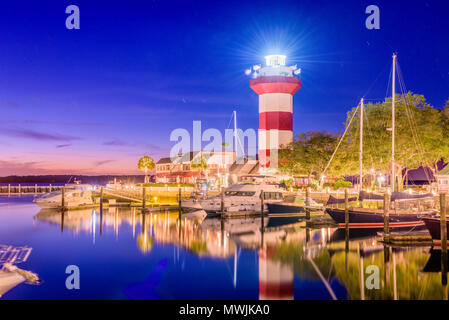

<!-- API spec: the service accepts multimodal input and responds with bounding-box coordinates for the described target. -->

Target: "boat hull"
[422,217,449,248]
[326,208,425,229]
[267,203,323,214]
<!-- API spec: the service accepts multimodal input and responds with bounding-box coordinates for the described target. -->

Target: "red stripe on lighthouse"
[259,112,293,131]
[250,77,301,95]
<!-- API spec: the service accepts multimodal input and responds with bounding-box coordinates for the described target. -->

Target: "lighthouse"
[249,55,301,174]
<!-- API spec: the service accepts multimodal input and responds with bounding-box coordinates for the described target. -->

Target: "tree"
[191,153,208,180]
[279,132,339,183]
[333,93,448,190]
[138,155,155,183]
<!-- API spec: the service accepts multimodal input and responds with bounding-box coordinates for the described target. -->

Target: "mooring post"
[384,192,390,243]
[305,187,311,220]
[221,186,225,217]
[61,187,65,209]
[344,188,349,233]
[142,186,146,210]
[260,190,265,216]
[35,184,37,195]
[99,186,103,212]
[18,184,21,195]
[178,187,182,219]
[345,188,349,271]
[441,194,447,287]
[8,184,10,197]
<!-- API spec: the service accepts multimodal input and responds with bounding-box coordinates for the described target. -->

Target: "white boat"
[181,183,285,214]
[33,184,94,209]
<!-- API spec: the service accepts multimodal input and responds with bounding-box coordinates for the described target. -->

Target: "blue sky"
[0,0,448,174]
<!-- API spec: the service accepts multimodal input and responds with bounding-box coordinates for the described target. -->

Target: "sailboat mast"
[359,98,364,191]
[233,110,238,158]
[391,54,396,191]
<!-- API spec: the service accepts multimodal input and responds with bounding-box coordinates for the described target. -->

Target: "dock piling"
[8,184,10,197]
[441,194,447,286]
[142,186,146,210]
[384,192,390,243]
[260,190,264,215]
[99,187,103,211]
[61,187,65,209]
[18,184,21,195]
[344,188,349,271]
[305,187,311,220]
[220,187,225,217]
[178,187,182,219]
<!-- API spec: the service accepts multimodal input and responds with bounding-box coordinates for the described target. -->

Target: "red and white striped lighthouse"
[249,55,301,173]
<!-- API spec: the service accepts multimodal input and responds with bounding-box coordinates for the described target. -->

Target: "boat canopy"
[390,191,433,201]
[326,195,357,205]
[358,190,433,202]
[359,191,384,201]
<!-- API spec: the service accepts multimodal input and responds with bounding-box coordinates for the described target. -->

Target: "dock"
[380,230,433,246]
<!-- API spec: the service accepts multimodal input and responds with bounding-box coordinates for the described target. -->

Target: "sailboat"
[325,54,436,229]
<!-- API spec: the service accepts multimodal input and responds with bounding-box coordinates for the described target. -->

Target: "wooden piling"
[18,184,21,195]
[99,187,103,211]
[384,192,390,242]
[142,186,146,210]
[441,194,447,286]
[221,187,225,216]
[345,188,349,271]
[260,190,264,215]
[178,187,182,219]
[8,184,10,197]
[61,187,65,209]
[305,187,311,220]
[35,184,37,195]
[344,188,349,231]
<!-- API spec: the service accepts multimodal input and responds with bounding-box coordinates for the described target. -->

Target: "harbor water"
[0,195,447,300]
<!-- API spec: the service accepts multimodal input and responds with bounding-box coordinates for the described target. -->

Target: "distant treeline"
[0,175,155,185]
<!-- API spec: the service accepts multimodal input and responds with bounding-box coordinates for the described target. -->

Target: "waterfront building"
[155,151,235,185]
[249,54,302,174]
[435,164,449,194]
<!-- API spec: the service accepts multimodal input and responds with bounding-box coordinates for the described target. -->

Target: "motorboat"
[33,184,94,209]
[267,194,324,214]
[181,183,285,214]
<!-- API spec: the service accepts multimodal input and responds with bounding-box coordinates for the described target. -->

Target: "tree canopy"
[279,131,339,179]
[329,93,449,188]
[279,93,449,189]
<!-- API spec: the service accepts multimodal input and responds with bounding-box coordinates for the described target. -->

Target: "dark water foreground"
[0,195,447,300]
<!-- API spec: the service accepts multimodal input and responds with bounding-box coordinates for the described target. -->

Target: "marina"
[1,0,449,307]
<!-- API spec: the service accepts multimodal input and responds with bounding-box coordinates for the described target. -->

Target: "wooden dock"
[380,230,433,246]
[0,184,63,195]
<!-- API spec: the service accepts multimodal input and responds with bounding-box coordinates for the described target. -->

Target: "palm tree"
[191,153,208,181]
[138,155,155,184]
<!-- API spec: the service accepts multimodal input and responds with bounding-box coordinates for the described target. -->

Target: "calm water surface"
[0,195,447,300]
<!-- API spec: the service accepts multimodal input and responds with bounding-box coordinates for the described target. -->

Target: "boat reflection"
[32,207,449,300]
[0,245,41,298]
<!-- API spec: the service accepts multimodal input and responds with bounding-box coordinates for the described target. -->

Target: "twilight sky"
[1,0,448,175]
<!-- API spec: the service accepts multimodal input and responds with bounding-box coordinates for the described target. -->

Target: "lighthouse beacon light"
[249,53,302,174]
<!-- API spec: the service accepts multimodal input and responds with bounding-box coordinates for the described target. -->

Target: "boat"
[326,207,427,229]
[181,183,285,214]
[266,194,324,214]
[323,54,436,229]
[0,245,41,298]
[421,216,449,248]
[33,184,94,209]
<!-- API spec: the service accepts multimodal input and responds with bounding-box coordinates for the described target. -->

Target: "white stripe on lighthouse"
[259,93,293,113]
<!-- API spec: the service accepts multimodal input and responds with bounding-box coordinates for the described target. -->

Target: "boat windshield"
[225,191,256,196]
